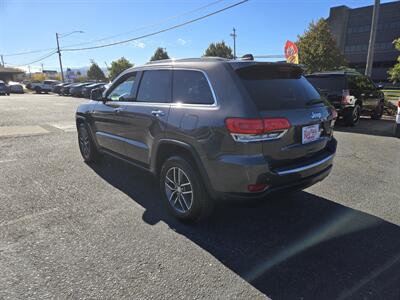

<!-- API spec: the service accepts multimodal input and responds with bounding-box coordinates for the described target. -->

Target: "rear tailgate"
[236,64,335,169]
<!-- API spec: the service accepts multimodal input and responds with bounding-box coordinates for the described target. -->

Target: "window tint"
[173,70,214,105]
[347,75,359,90]
[236,65,322,110]
[107,74,136,101]
[306,75,345,92]
[136,70,171,103]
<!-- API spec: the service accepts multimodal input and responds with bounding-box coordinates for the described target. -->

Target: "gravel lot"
[0,94,399,299]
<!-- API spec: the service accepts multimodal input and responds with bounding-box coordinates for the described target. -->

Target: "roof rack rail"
[146,57,229,64]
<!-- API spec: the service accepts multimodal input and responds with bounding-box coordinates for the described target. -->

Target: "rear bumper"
[205,137,337,200]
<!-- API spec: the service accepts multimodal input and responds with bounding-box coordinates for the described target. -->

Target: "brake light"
[341,89,351,105]
[225,118,290,142]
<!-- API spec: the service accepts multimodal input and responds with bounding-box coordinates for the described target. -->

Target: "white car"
[29,80,60,93]
[395,100,400,138]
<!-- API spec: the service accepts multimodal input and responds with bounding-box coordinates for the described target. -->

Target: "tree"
[388,38,400,83]
[87,60,106,81]
[203,41,233,59]
[108,57,133,81]
[296,18,347,73]
[150,47,170,61]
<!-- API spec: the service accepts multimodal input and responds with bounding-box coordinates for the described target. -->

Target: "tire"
[395,124,400,138]
[159,156,213,223]
[371,102,384,120]
[77,123,101,163]
[344,104,361,126]
[35,87,41,94]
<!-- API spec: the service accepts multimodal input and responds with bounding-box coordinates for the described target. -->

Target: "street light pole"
[56,33,65,82]
[365,0,380,77]
[230,27,237,59]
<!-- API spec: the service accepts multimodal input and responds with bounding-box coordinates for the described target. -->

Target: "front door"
[91,73,137,156]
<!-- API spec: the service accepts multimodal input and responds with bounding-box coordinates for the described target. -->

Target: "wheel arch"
[151,139,216,199]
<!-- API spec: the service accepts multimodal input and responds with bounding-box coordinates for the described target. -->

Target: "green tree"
[203,41,233,59]
[388,38,400,83]
[150,47,170,61]
[108,57,133,81]
[87,60,106,81]
[296,18,347,73]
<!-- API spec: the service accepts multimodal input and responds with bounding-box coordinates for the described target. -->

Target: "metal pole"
[365,0,380,77]
[230,28,237,59]
[0,55,4,67]
[56,33,65,82]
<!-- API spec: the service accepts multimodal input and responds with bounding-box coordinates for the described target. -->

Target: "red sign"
[284,40,299,64]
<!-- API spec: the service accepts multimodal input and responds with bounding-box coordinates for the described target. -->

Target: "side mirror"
[90,88,104,101]
[376,84,384,90]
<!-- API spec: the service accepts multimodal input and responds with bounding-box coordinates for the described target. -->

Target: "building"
[327,1,400,82]
[0,67,25,82]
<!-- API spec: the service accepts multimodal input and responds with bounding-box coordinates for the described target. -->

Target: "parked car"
[8,83,24,94]
[0,80,10,95]
[82,83,106,98]
[60,83,78,96]
[29,80,60,94]
[52,82,69,94]
[395,100,400,138]
[70,83,93,97]
[76,58,337,222]
[306,71,385,126]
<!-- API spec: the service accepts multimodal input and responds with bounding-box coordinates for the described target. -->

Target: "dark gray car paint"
[77,59,336,199]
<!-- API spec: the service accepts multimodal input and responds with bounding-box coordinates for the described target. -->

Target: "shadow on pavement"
[89,156,400,300]
[335,117,396,138]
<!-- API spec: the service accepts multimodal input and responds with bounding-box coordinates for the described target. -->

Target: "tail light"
[225,117,290,142]
[330,107,338,119]
[398,100,400,108]
[341,89,352,105]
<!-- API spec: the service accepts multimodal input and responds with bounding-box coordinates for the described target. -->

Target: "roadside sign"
[284,40,299,64]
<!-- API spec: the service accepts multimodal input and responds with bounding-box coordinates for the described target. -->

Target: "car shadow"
[335,117,395,138]
[88,156,400,300]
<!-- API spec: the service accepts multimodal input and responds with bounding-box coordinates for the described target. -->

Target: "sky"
[0,0,395,72]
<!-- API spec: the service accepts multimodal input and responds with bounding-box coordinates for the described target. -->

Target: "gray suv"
[76,58,337,222]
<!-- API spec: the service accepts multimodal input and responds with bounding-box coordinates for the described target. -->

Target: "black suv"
[306,71,385,126]
[76,58,337,222]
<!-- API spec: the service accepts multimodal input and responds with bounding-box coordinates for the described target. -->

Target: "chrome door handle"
[114,107,125,113]
[151,110,165,117]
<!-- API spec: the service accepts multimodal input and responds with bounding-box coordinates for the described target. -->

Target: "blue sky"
[0,0,393,72]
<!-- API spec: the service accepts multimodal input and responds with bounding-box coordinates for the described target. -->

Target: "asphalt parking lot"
[0,94,399,299]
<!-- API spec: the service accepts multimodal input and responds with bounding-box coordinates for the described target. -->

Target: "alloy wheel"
[79,127,91,158]
[164,167,193,213]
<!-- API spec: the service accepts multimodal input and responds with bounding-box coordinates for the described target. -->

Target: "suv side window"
[365,77,376,90]
[347,75,359,91]
[136,70,171,103]
[107,73,136,101]
[172,70,214,105]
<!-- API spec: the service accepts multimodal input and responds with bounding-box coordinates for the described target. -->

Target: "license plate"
[302,124,321,144]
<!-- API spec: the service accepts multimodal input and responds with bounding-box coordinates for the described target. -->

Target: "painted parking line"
[48,122,76,132]
[0,125,49,138]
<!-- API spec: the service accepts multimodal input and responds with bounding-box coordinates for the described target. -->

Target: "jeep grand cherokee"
[76,58,337,222]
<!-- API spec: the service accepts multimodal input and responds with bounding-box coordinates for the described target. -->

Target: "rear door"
[119,69,172,165]
[236,65,334,168]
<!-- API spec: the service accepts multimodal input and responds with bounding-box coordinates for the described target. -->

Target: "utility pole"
[28,65,31,78]
[56,33,65,82]
[41,63,44,73]
[0,55,4,67]
[230,27,237,59]
[365,0,380,77]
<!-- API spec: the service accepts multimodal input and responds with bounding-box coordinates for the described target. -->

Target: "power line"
[62,0,249,52]
[61,0,226,49]
[2,48,57,57]
[1,0,225,57]
[5,50,57,67]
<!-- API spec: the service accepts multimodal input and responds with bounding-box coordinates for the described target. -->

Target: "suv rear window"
[236,65,321,110]
[306,75,345,92]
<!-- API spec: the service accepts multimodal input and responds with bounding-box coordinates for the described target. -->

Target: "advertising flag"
[284,40,299,64]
